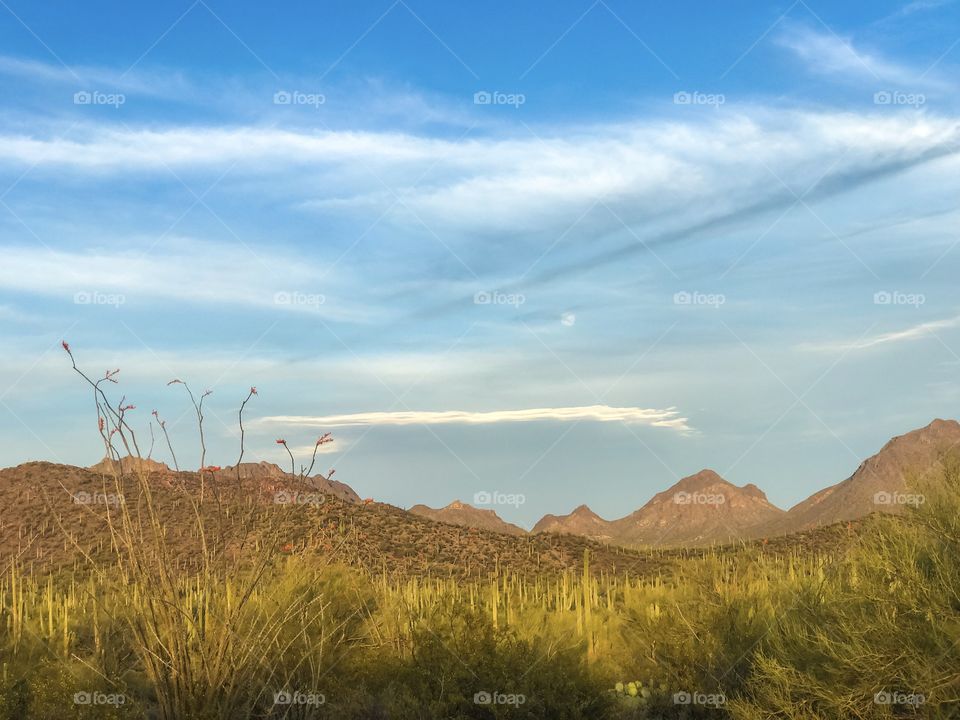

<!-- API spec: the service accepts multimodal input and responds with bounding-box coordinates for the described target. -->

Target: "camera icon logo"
[273,90,292,105]
[474,691,492,705]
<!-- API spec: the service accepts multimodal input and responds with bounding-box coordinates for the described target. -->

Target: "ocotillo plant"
[58,341,343,720]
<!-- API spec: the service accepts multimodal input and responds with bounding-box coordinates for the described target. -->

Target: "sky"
[0,0,958,529]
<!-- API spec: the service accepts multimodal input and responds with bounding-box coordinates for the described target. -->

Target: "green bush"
[343,605,613,719]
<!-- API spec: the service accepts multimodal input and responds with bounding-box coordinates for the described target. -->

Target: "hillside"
[607,469,785,546]
[532,504,615,540]
[89,456,362,504]
[754,417,960,536]
[408,499,526,535]
[218,460,362,504]
[0,461,666,580]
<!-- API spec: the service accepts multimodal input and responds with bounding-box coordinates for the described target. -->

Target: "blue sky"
[0,0,958,528]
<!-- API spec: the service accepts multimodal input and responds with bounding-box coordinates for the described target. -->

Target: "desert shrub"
[614,554,794,719]
[337,604,613,719]
[0,659,140,720]
[729,459,960,719]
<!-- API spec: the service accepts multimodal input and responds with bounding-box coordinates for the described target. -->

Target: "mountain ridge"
[422,419,960,546]
[10,418,958,550]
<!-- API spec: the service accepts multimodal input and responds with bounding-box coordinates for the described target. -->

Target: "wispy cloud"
[0,240,374,322]
[0,110,955,243]
[262,405,690,431]
[776,23,953,91]
[879,0,956,22]
[801,314,960,351]
[0,54,194,99]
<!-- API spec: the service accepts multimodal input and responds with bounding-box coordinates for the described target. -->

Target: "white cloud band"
[263,405,689,431]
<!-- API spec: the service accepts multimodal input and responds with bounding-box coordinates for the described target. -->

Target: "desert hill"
[532,504,614,540]
[409,500,526,536]
[606,469,784,546]
[89,455,361,504]
[0,461,664,580]
[529,470,783,547]
[753,418,960,537]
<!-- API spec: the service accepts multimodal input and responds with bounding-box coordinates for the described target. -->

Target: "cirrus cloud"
[262,404,690,431]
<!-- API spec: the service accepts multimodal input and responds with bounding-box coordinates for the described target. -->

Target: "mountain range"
[2,419,957,564]
[412,418,960,546]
